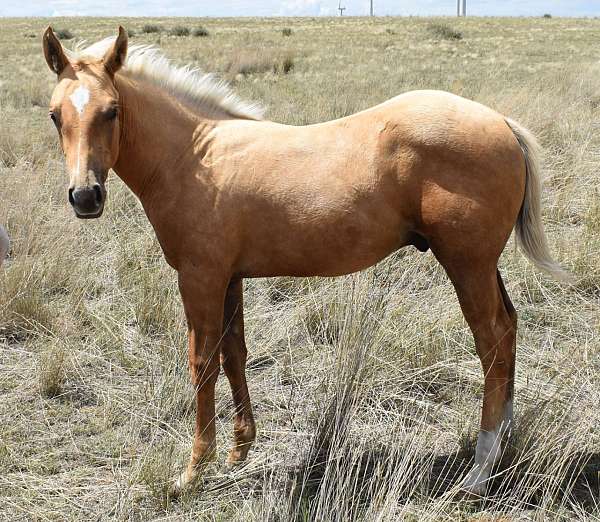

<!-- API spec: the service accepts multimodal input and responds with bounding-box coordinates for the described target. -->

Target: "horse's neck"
[112,76,215,204]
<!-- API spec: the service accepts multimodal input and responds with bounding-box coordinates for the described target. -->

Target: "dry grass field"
[1,15,599,521]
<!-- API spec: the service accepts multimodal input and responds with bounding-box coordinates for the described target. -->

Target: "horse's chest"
[143,206,185,270]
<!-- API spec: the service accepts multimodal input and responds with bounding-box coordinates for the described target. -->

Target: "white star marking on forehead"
[69,85,90,116]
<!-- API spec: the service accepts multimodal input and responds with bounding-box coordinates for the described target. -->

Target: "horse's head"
[43,26,127,219]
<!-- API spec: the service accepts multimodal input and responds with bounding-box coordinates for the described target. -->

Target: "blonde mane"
[65,37,264,121]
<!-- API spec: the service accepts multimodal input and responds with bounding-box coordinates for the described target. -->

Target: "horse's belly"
[241,218,411,278]
[234,140,415,278]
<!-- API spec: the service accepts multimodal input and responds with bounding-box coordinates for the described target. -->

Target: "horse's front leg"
[220,279,256,465]
[171,267,229,496]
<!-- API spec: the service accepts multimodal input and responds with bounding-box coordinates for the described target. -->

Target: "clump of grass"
[141,24,161,34]
[193,26,209,37]
[169,26,190,37]
[303,296,344,346]
[282,27,293,37]
[137,442,178,510]
[126,28,136,37]
[426,22,462,40]
[54,28,73,40]
[280,54,294,74]
[0,260,59,340]
[38,343,66,398]
[226,49,294,76]
[288,272,398,519]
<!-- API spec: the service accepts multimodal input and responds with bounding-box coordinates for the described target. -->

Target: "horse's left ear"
[103,26,128,76]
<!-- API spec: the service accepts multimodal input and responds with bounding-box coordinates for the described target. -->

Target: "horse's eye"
[106,107,118,121]
[49,112,58,126]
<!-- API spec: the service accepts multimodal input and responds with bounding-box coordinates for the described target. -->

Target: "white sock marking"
[474,429,502,469]
[463,427,503,494]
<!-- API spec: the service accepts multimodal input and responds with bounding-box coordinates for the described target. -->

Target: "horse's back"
[348,89,518,150]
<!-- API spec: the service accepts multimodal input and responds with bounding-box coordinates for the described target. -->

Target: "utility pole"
[457,0,466,16]
[338,1,346,16]
[370,0,373,16]
[462,0,466,16]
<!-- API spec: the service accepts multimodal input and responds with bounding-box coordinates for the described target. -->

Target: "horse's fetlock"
[191,440,217,465]
[235,419,256,443]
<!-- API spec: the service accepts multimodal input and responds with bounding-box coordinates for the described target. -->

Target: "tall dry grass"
[0,16,599,521]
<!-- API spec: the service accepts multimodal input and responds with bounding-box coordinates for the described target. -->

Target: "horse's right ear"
[43,27,69,76]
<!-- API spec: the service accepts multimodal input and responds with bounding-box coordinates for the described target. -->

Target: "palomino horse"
[43,27,568,496]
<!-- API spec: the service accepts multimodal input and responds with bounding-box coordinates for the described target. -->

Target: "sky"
[2,0,599,18]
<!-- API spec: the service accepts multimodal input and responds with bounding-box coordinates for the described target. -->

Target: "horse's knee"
[221,343,247,373]
[220,329,247,368]
[189,358,219,388]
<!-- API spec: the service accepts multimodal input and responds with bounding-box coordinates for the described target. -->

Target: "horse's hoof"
[168,471,187,498]
[225,452,245,467]
[168,464,204,498]
[225,444,252,467]
[169,448,218,497]
[458,468,488,500]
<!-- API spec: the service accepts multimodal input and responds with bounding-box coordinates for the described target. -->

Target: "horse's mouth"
[74,206,104,219]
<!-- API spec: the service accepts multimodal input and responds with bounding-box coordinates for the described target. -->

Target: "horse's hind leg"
[496,269,517,425]
[435,252,517,496]
[220,279,256,465]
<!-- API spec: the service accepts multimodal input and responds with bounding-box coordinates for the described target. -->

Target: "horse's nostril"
[93,184,103,204]
[68,187,75,206]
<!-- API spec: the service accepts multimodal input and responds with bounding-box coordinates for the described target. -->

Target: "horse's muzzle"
[69,183,105,219]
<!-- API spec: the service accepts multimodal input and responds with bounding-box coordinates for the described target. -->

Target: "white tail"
[505,118,572,282]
